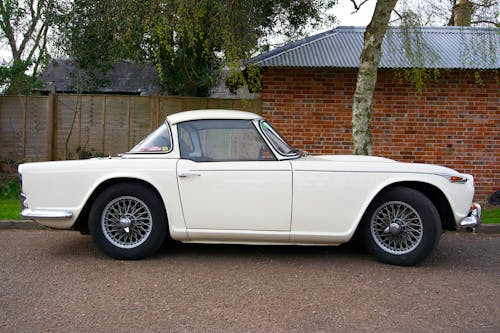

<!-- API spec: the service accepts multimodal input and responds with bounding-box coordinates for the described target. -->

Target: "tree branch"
[0,2,20,60]
[32,23,49,78]
[350,0,370,14]
[27,19,48,65]
[392,9,403,19]
[471,19,500,26]
[469,0,499,8]
[18,0,42,57]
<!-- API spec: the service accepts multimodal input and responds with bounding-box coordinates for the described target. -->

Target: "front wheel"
[89,183,167,259]
[361,187,441,266]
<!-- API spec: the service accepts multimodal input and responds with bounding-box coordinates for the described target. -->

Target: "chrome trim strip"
[178,172,201,177]
[181,168,291,172]
[21,209,73,219]
[294,169,468,180]
[187,228,290,242]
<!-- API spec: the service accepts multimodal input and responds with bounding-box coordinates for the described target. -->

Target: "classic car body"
[19,110,481,265]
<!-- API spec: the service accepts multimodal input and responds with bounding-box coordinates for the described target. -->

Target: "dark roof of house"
[251,26,500,69]
[36,59,256,98]
[37,59,161,95]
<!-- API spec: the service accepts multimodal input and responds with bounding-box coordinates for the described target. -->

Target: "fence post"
[46,86,58,160]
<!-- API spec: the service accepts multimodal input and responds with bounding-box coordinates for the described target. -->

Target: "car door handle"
[178,172,201,178]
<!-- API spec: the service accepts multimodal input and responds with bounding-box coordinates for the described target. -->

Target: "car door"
[176,119,292,234]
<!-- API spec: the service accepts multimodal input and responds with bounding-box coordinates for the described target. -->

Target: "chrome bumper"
[21,209,73,219]
[20,191,72,220]
[460,203,482,232]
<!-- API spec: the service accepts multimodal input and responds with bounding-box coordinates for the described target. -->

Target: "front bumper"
[460,203,482,232]
[21,208,73,219]
[20,192,73,220]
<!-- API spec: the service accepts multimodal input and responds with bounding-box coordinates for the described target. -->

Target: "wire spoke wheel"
[370,201,423,255]
[101,196,153,249]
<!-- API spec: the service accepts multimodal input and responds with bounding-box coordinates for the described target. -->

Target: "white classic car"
[19,110,481,265]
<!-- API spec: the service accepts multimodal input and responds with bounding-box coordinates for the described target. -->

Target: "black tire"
[361,187,441,266]
[89,182,167,259]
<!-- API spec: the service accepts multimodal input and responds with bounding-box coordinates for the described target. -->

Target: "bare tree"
[0,0,60,94]
[395,0,499,27]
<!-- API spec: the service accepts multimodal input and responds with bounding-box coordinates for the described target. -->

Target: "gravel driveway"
[0,230,499,333]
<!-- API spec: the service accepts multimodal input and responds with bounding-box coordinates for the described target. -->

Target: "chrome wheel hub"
[386,222,402,236]
[370,201,423,255]
[119,217,132,229]
[101,196,153,249]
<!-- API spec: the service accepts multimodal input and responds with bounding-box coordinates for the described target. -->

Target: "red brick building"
[253,27,499,203]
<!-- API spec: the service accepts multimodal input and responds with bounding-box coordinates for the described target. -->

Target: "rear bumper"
[460,203,482,232]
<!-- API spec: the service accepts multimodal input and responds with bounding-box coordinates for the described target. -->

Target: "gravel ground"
[0,230,499,333]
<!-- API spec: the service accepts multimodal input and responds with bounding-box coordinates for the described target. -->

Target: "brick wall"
[262,67,499,203]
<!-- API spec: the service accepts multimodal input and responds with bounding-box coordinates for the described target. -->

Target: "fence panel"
[0,96,48,163]
[24,97,48,162]
[0,94,261,165]
[79,95,106,158]
[129,96,154,151]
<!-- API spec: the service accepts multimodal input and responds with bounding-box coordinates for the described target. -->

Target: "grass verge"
[0,198,20,220]
[482,207,500,224]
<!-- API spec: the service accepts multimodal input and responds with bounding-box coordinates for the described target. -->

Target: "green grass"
[482,207,500,224]
[0,198,21,220]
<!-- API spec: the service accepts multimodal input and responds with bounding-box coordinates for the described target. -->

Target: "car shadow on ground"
[45,230,487,269]
[47,231,371,263]
[155,238,370,263]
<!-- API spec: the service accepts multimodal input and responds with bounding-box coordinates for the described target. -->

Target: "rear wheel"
[361,187,441,266]
[89,182,167,259]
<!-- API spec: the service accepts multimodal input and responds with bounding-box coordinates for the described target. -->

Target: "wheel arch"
[353,181,456,239]
[73,177,168,234]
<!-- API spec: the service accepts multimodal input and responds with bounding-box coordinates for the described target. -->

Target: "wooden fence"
[0,94,261,164]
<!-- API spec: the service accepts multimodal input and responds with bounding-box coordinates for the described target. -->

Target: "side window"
[178,120,275,162]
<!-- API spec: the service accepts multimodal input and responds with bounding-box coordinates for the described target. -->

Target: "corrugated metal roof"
[251,26,500,69]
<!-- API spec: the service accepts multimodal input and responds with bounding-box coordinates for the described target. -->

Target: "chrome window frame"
[127,120,174,155]
[256,119,299,160]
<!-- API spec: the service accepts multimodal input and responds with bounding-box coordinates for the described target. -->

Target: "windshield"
[129,124,172,153]
[260,121,297,156]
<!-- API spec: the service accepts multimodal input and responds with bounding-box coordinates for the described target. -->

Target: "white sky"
[332,0,376,27]
[303,0,376,38]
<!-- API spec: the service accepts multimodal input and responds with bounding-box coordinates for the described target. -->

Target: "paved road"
[0,230,499,333]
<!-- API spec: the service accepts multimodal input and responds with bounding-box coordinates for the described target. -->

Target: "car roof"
[166,109,263,124]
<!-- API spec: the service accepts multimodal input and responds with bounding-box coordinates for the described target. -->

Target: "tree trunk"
[453,0,473,26]
[352,0,398,155]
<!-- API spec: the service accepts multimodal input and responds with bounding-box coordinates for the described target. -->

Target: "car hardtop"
[166,109,262,125]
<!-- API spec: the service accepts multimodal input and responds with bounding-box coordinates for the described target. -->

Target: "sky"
[332,0,376,27]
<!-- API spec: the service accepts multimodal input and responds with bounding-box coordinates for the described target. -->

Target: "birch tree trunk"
[352,0,398,155]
